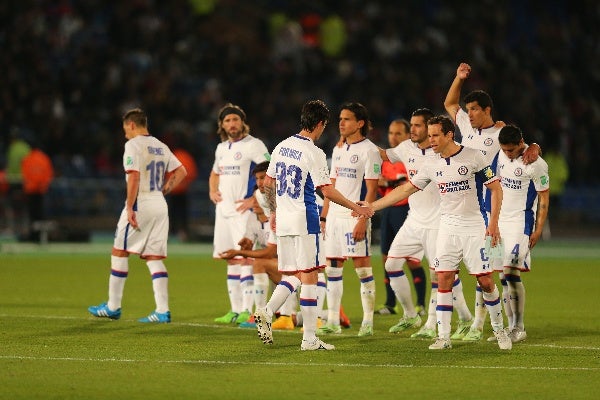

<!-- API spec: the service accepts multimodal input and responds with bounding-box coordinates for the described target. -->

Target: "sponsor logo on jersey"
[126,156,133,166]
[373,163,381,174]
[264,152,271,161]
[540,175,548,185]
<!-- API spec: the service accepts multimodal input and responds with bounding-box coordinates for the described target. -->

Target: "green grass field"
[1,239,599,399]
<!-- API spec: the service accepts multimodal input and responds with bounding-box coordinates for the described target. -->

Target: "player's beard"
[227,128,243,141]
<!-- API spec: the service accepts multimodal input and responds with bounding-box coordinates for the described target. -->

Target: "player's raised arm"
[444,63,471,120]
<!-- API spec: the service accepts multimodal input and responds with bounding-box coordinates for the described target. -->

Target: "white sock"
[266,275,301,316]
[226,264,242,313]
[240,265,254,312]
[316,272,327,319]
[452,277,472,322]
[386,258,416,317]
[507,270,526,330]
[483,285,504,332]
[278,288,298,316]
[147,260,169,313]
[355,267,375,325]
[253,273,269,309]
[325,265,343,326]
[499,273,513,329]
[436,289,453,339]
[425,282,438,330]
[108,256,128,311]
[472,284,487,330]
[300,284,318,341]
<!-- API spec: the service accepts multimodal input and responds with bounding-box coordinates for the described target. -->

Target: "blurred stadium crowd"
[1,0,598,184]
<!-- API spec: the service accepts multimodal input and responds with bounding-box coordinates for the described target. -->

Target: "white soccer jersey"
[123,135,182,197]
[497,150,549,234]
[386,140,440,227]
[328,137,382,216]
[212,135,270,217]
[266,134,331,236]
[410,146,498,233]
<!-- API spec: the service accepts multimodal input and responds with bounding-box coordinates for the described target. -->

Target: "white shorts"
[324,214,371,258]
[434,227,493,276]
[213,207,252,258]
[113,196,169,258]
[387,219,433,267]
[498,222,531,271]
[277,234,324,273]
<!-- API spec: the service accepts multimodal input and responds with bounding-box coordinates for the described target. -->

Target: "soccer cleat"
[339,306,351,328]
[214,311,238,324]
[316,323,342,335]
[494,328,513,350]
[450,318,473,340]
[462,327,483,341]
[428,338,452,350]
[301,338,335,351]
[388,315,422,333]
[138,310,171,323]
[272,315,295,330]
[239,315,256,328]
[88,302,121,320]
[375,304,399,315]
[411,326,437,339]
[235,310,251,325]
[509,327,527,343]
[357,324,374,337]
[254,307,273,344]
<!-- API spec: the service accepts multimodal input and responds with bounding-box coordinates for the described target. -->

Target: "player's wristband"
[320,217,327,222]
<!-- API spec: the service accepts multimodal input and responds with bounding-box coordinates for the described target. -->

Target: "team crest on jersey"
[234,152,242,160]
[484,138,494,146]
[350,155,359,163]
[514,167,523,177]
[458,165,468,175]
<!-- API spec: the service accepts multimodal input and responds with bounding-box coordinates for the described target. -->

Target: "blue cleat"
[88,302,121,320]
[138,311,171,323]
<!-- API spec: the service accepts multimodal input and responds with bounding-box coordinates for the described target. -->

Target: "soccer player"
[88,108,187,323]
[253,99,373,350]
[376,118,427,316]
[497,125,550,342]
[444,62,541,341]
[317,102,382,337]
[378,108,472,338]
[360,115,512,350]
[209,103,270,325]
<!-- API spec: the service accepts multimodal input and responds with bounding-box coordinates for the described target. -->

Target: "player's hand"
[485,226,501,247]
[127,208,138,229]
[209,190,222,204]
[269,211,276,233]
[353,201,374,218]
[457,63,471,80]
[235,197,255,212]
[522,143,541,165]
[529,231,541,249]
[352,219,367,241]
[238,237,254,251]
[320,220,326,235]
[219,249,240,259]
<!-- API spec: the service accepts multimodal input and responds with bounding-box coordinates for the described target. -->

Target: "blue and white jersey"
[454,108,502,213]
[212,135,270,217]
[497,149,549,234]
[386,140,440,228]
[410,146,498,234]
[123,135,182,198]
[267,134,331,236]
[328,137,381,217]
